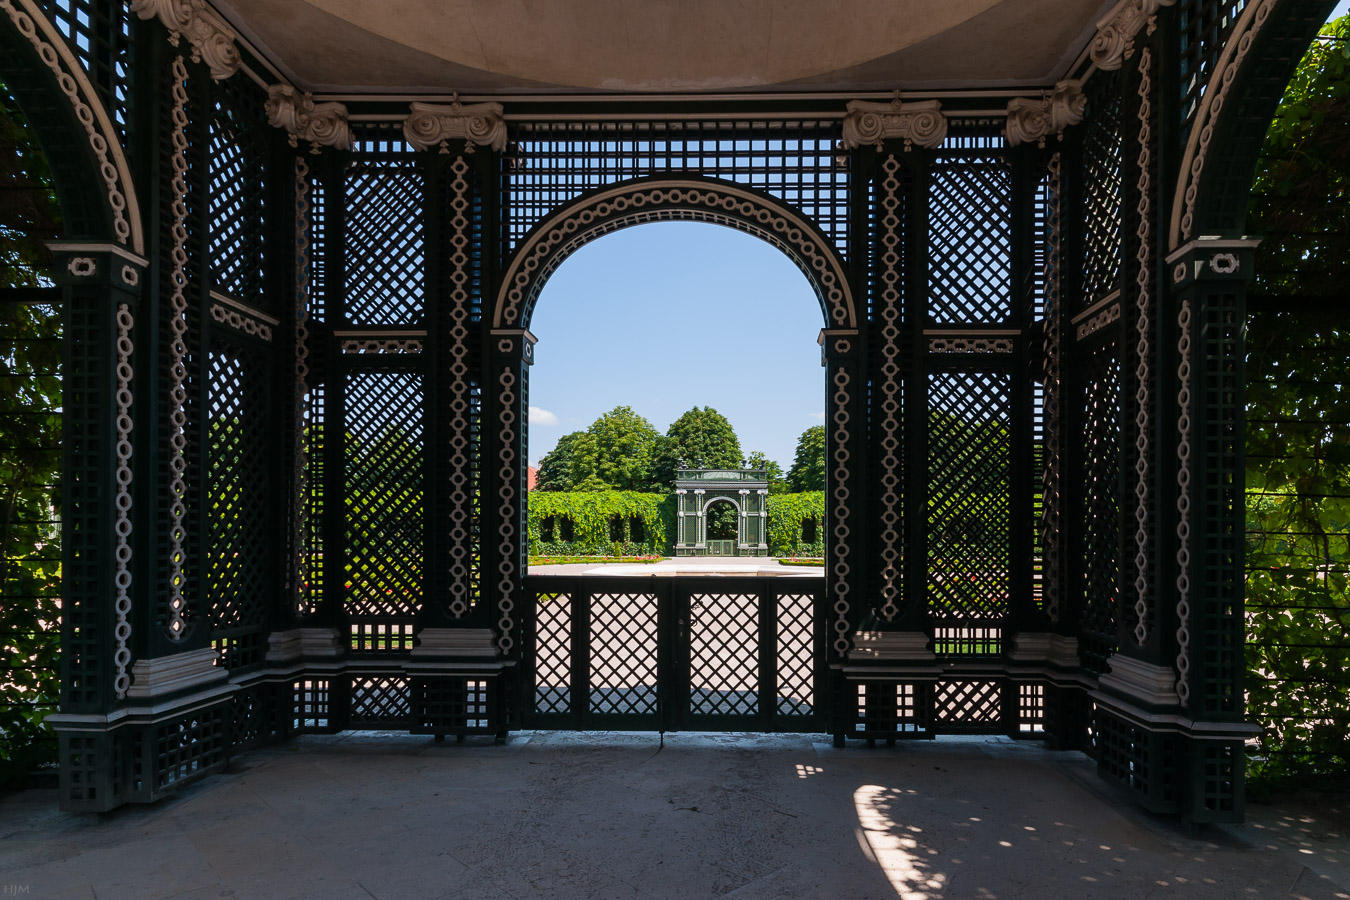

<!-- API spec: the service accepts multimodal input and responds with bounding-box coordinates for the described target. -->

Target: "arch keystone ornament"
[494,178,856,330]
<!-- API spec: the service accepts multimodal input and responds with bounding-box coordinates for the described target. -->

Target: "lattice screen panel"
[534,592,572,714]
[301,382,325,616]
[505,121,849,256]
[344,161,425,325]
[589,593,659,715]
[1179,0,1250,130]
[350,676,411,728]
[928,158,1011,323]
[1197,295,1242,716]
[690,593,759,716]
[208,78,269,307]
[206,345,269,670]
[40,0,135,135]
[934,680,1002,730]
[1081,72,1124,308]
[293,678,331,732]
[927,371,1011,622]
[776,594,814,717]
[1079,341,1122,674]
[344,370,424,647]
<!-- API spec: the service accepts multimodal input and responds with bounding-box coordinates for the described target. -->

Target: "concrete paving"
[3,732,1349,899]
[529,556,823,577]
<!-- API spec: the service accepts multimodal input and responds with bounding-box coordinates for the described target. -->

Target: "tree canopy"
[1248,15,1350,300]
[1243,14,1350,790]
[786,425,826,492]
[651,405,742,487]
[535,405,663,492]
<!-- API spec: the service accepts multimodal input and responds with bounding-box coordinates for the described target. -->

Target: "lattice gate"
[521,575,826,733]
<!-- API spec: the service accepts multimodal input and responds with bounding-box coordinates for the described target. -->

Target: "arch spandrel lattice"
[2,0,1328,821]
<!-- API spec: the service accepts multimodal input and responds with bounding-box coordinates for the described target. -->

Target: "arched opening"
[520,205,841,568]
[705,498,739,542]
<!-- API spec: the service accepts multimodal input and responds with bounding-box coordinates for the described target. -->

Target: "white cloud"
[810,411,825,421]
[529,406,559,426]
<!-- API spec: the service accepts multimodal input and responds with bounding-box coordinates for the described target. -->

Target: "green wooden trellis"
[673,466,770,557]
[0,0,1337,824]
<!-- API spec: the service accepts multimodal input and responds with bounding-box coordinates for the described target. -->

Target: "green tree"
[535,406,662,492]
[786,425,826,493]
[651,406,742,487]
[1248,14,1350,301]
[0,87,62,785]
[1243,14,1350,789]
[535,430,596,492]
[746,450,788,494]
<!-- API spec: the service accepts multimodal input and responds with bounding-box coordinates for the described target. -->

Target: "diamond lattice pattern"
[345,163,425,325]
[776,594,814,716]
[208,94,267,305]
[1082,76,1124,307]
[1081,344,1121,641]
[344,371,423,617]
[928,372,1011,620]
[534,592,572,714]
[589,593,658,715]
[928,161,1011,323]
[207,349,266,633]
[690,593,759,716]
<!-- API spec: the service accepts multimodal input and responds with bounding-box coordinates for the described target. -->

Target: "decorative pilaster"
[486,329,536,656]
[820,329,866,658]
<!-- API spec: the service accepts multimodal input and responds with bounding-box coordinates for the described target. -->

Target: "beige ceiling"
[216,0,1115,94]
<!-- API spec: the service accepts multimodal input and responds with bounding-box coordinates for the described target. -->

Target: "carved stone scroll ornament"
[1005,80,1086,148]
[1090,0,1177,71]
[266,85,353,153]
[841,95,947,151]
[129,0,240,80]
[403,98,508,153]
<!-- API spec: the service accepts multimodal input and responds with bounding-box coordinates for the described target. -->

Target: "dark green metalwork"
[0,0,1326,823]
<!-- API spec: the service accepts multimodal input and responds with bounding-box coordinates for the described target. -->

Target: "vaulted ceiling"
[214,0,1115,94]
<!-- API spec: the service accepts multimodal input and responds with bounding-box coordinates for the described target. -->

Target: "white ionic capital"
[1090,0,1177,71]
[841,95,947,151]
[266,85,352,153]
[130,0,240,79]
[1006,80,1086,148]
[404,98,507,153]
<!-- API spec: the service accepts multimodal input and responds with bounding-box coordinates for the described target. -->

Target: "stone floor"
[3,732,1349,899]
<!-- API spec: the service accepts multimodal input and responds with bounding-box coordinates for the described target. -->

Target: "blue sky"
[527,1,1350,470]
[527,222,824,470]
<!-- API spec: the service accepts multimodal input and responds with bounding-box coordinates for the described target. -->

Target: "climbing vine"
[527,491,675,556]
[766,492,825,557]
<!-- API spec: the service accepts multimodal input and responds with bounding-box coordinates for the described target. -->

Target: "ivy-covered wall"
[766,491,825,557]
[525,490,825,557]
[527,491,675,556]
